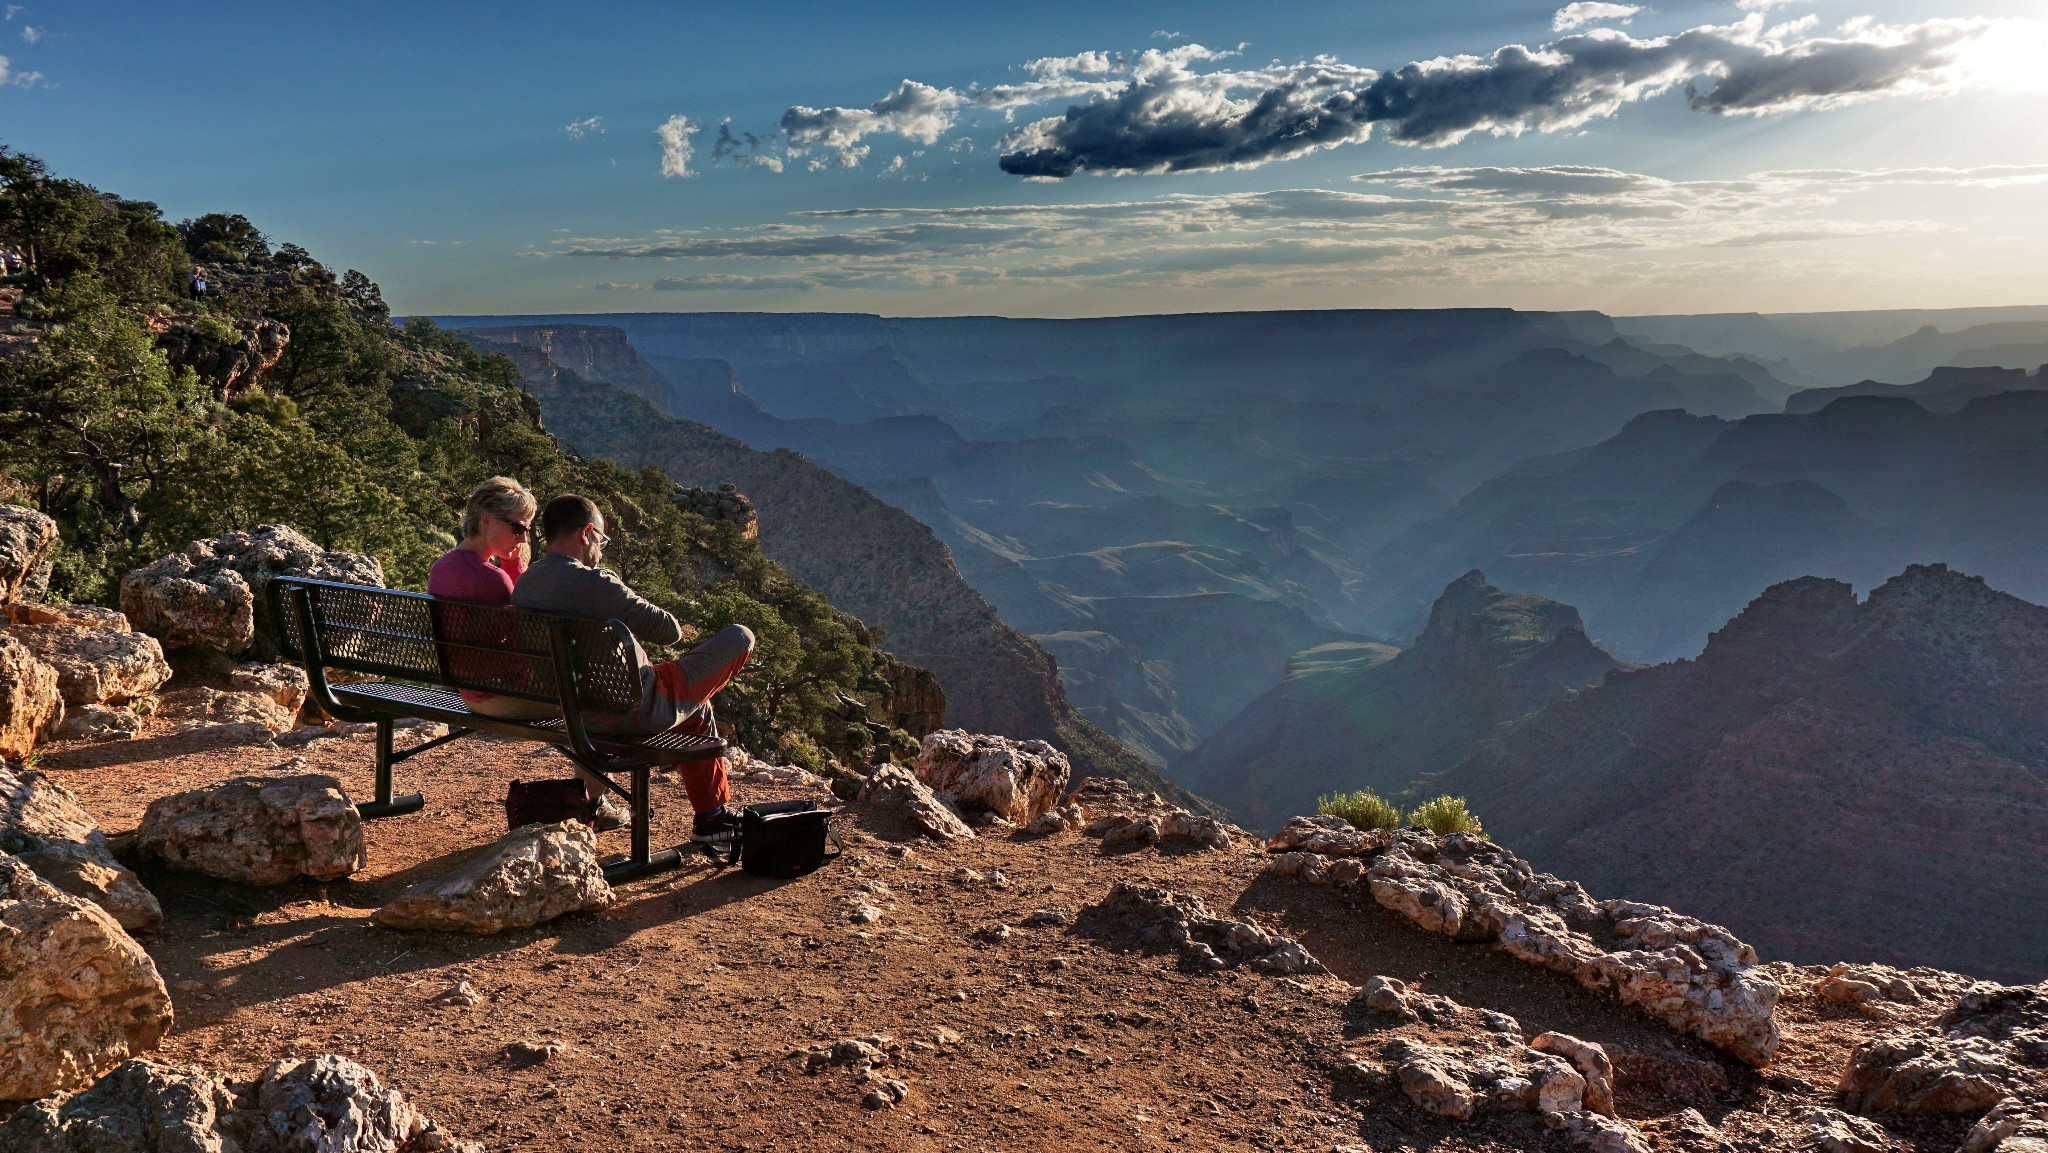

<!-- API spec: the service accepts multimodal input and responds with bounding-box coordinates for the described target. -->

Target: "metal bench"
[269,576,727,881]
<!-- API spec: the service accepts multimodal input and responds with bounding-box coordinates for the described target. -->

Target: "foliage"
[0,147,896,769]
[1316,787,1402,832]
[1407,795,1485,837]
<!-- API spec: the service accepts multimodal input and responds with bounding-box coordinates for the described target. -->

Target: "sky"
[7,0,2048,317]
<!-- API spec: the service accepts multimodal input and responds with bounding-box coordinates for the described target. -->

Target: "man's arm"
[589,567,684,647]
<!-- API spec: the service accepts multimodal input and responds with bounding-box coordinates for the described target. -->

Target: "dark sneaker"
[592,794,630,832]
[690,808,742,845]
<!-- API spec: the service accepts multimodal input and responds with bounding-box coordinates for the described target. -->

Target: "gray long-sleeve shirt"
[510,553,682,647]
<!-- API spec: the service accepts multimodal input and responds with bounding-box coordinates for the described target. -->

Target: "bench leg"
[356,718,426,820]
[598,765,683,881]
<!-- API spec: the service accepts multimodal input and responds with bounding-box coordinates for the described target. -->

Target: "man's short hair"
[541,494,602,541]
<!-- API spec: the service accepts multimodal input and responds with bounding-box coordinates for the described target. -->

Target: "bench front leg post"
[632,764,651,866]
[356,718,426,820]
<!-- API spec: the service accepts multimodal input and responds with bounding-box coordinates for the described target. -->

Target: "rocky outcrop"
[55,704,142,742]
[0,1054,477,1152]
[150,314,289,398]
[1839,983,2048,1115]
[136,766,365,885]
[857,764,974,842]
[1077,881,1323,976]
[121,525,384,656]
[372,822,612,934]
[0,505,56,605]
[1267,827,1782,1065]
[0,632,61,760]
[0,764,160,932]
[674,481,758,539]
[4,617,170,706]
[1531,1032,1616,1116]
[0,854,172,1100]
[879,658,945,737]
[912,729,1069,824]
[1433,564,2048,982]
[1385,1035,1585,1119]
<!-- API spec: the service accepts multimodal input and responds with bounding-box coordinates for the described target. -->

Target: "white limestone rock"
[372,821,612,935]
[137,765,365,885]
[1386,1036,1586,1120]
[912,729,1069,824]
[858,763,974,843]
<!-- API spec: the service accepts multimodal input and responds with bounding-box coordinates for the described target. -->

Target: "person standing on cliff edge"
[514,493,754,847]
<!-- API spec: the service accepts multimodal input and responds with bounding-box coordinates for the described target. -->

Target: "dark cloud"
[998,20,1981,177]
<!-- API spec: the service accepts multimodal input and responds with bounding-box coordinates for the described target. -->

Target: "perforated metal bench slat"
[334,682,471,712]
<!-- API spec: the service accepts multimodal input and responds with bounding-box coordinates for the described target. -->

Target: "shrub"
[1316,788,1402,831]
[1407,795,1484,837]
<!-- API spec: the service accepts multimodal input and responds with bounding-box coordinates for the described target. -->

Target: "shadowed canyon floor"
[11,721,1997,1152]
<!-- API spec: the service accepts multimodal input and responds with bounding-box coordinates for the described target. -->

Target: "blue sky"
[8,0,2046,315]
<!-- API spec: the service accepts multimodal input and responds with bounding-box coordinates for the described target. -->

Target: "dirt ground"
[28,721,1974,1152]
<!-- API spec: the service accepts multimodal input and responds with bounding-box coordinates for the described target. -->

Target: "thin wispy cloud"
[563,116,604,141]
[1554,3,1642,32]
[539,160,2009,299]
[709,14,2014,181]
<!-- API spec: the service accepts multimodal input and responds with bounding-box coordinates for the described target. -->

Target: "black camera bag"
[739,799,842,878]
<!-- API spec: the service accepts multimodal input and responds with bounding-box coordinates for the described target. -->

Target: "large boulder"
[0,505,57,606]
[0,763,161,932]
[0,1054,478,1152]
[372,821,612,935]
[121,525,384,657]
[912,729,1069,824]
[857,764,974,842]
[5,619,171,707]
[1840,983,2048,1115]
[0,853,173,1100]
[0,632,61,761]
[230,661,309,716]
[136,765,365,885]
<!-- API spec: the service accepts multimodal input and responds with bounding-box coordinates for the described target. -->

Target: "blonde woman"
[427,476,552,720]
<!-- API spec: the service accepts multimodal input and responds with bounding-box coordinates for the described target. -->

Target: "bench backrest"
[270,577,645,714]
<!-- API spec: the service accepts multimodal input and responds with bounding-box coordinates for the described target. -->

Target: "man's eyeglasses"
[589,528,610,547]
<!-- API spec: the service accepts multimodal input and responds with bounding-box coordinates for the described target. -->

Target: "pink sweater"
[427,548,526,701]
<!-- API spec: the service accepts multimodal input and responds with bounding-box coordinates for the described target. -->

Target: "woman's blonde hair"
[460,476,537,540]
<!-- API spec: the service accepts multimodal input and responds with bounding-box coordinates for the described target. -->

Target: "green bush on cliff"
[0,147,894,768]
[1407,795,1485,837]
[1316,788,1402,832]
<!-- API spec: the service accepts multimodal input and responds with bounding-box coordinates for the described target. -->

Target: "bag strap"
[823,815,845,862]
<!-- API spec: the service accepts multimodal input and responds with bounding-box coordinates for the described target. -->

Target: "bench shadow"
[549,862,800,955]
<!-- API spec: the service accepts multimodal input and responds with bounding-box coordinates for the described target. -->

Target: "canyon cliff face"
[1174,572,1621,832]
[1434,564,2048,982]
[456,325,1216,814]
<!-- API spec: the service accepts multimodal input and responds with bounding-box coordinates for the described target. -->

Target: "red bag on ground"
[504,778,593,830]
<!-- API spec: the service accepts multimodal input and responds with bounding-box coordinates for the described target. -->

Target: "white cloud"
[592,282,646,290]
[657,114,699,178]
[18,24,37,43]
[563,116,604,141]
[780,79,963,165]
[1152,30,1182,41]
[2,7,21,21]
[1554,3,1642,32]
